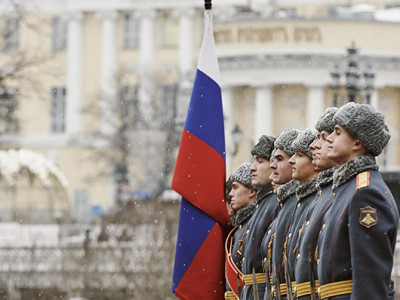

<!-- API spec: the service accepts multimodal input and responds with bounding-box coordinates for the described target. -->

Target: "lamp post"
[231,124,242,157]
[329,42,375,105]
[363,64,375,105]
[330,64,341,107]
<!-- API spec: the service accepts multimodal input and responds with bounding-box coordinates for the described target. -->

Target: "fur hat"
[334,102,390,156]
[251,135,276,160]
[291,129,317,159]
[274,128,299,157]
[230,162,253,188]
[270,148,276,163]
[316,107,338,134]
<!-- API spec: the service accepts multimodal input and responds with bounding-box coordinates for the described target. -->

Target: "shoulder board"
[357,171,370,190]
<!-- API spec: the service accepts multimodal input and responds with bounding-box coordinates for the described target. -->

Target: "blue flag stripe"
[185,69,225,161]
[171,197,216,292]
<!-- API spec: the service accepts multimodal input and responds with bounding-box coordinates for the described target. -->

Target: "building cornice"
[219,53,400,87]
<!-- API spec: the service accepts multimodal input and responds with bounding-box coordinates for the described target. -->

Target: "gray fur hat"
[274,128,299,157]
[334,102,390,156]
[270,148,276,163]
[291,129,317,159]
[333,102,390,156]
[316,107,338,134]
[230,162,253,188]
[251,135,276,160]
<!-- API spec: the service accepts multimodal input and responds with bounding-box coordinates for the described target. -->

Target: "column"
[98,11,118,135]
[370,90,379,109]
[177,8,196,82]
[137,9,156,127]
[66,12,84,134]
[254,85,273,142]
[306,85,325,129]
[222,87,234,173]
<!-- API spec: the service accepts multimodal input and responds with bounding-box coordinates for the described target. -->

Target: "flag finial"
[205,0,212,10]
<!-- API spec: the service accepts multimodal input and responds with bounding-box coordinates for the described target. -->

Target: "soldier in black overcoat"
[316,103,398,299]
[293,107,339,300]
[262,128,300,299]
[225,162,259,300]
[284,129,320,297]
[239,135,278,300]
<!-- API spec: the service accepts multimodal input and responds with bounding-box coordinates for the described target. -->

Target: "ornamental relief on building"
[214,26,322,45]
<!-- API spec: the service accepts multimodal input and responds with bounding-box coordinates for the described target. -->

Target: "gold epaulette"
[357,171,370,189]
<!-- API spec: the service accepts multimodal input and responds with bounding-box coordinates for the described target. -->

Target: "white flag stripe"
[197,10,221,86]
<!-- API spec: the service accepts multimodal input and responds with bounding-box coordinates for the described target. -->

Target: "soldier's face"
[228,182,255,212]
[312,130,337,170]
[269,170,280,193]
[250,155,272,187]
[327,125,360,165]
[289,151,318,184]
[269,149,292,184]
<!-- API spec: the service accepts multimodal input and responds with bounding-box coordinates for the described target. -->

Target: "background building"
[0,0,399,218]
[0,0,399,298]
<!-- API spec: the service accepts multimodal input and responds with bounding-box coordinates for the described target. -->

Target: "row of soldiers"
[224,102,399,300]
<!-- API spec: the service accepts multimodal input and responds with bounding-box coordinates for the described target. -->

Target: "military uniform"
[261,214,276,300]
[316,155,399,299]
[294,167,336,300]
[269,179,299,299]
[285,176,320,295]
[225,200,259,299]
[239,185,279,300]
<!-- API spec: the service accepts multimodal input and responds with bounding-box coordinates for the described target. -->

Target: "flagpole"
[205,0,212,10]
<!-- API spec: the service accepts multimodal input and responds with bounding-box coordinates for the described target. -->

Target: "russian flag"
[171,8,231,300]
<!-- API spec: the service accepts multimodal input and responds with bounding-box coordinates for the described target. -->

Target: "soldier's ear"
[249,189,257,198]
[352,139,365,152]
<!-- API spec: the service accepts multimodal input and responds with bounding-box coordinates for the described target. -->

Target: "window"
[51,17,67,52]
[160,13,178,48]
[120,85,138,128]
[51,87,66,133]
[123,14,140,49]
[0,88,18,134]
[2,18,19,53]
[161,85,177,126]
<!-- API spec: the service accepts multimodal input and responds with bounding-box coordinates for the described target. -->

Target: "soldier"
[225,162,258,300]
[261,128,300,300]
[284,129,320,297]
[293,107,338,300]
[316,103,399,299]
[240,135,278,300]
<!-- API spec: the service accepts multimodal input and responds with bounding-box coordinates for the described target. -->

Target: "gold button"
[333,192,336,197]
[288,233,292,238]
[322,224,326,230]
[268,229,271,234]
[246,230,250,234]
[318,190,322,196]
[264,258,267,262]
[297,203,301,208]
[306,221,310,226]
[239,225,242,229]
[242,258,245,262]
[297,254,300,259]
[317,259,320,265]
[256,205,259,209]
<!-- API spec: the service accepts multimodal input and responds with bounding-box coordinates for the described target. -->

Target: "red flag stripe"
[172,129,230,226]
[174,222,226,299]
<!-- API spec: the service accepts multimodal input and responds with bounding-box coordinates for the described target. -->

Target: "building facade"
[0,0,399,218]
